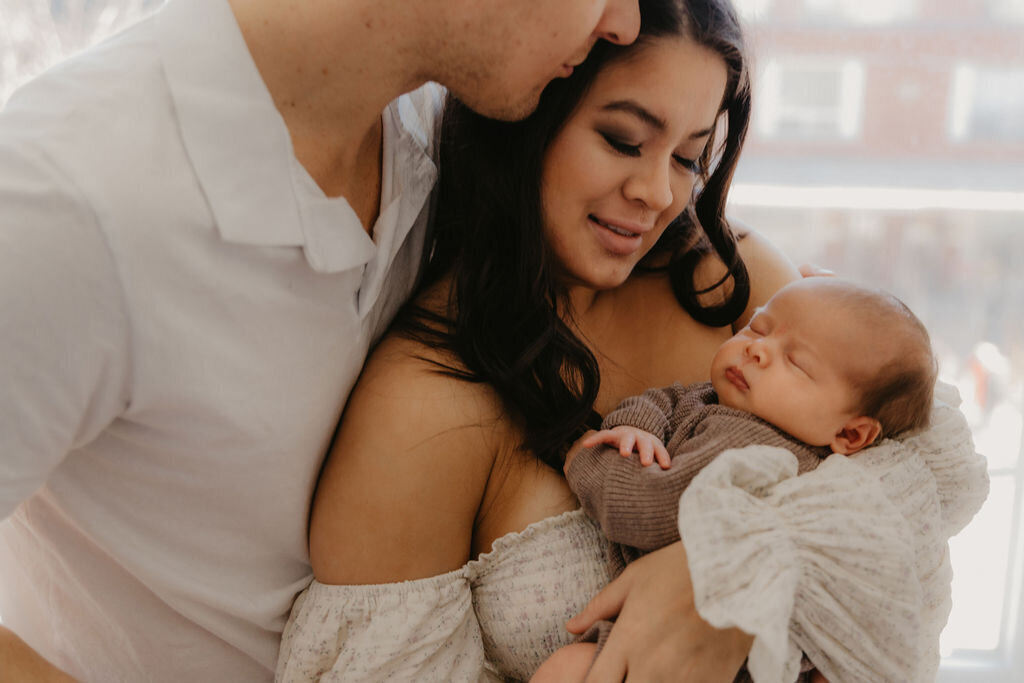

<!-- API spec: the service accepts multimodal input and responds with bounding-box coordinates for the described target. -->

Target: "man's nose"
[595,0,642,46]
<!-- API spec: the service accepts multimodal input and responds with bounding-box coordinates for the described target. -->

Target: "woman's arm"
[0,627,77,683]
[278,337,506,681]
[730,226,801,330]
[309,335,501,584]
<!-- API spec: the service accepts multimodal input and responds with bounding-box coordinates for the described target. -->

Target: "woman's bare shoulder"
[309,331,510,585]
[689,224,799,330]
[731,225,800,329]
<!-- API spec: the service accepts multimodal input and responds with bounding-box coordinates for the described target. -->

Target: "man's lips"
[725,366,749,391]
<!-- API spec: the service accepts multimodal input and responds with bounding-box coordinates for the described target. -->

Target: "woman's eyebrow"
[601,99,716,139]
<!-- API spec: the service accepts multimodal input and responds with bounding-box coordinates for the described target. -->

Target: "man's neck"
[227,0,432,212]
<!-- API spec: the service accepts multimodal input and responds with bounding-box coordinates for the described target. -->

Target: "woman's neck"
[564,285,602,322]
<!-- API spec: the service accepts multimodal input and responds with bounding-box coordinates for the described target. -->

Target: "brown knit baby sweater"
[566,381,830,577]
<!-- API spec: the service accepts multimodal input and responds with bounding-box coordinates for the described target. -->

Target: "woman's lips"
[725,366,749,391]
[588,215,643,256]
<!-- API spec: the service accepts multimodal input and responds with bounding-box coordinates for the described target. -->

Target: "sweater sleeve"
[600,382,691,440]
[566,386,735,551]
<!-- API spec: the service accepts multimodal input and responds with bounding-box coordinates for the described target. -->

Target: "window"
[735,2,1024,680]
[990,0,1024,22]
[803,0,918,24]
[949,65,1024,143]
[755,58,864,141]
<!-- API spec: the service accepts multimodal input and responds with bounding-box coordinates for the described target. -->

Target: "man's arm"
[0,141,130,518]
[0,627,78,682]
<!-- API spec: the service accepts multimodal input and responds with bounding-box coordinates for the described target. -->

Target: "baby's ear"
[830,416,882,455]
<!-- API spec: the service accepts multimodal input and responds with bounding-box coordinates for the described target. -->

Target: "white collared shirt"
[0,0,442,679]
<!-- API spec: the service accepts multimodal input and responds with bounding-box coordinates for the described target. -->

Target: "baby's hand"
[580,426,671,469]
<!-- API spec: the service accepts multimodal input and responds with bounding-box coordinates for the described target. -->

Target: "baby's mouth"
[725,366,749,391]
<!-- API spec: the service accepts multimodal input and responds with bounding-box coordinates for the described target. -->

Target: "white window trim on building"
[755,57,865,141]
[948,63,1024,143]
[803,0,918,24]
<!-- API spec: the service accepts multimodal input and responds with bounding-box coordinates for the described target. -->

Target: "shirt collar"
[156,0,436,274]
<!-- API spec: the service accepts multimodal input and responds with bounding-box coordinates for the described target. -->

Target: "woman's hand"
[566,541,753,682]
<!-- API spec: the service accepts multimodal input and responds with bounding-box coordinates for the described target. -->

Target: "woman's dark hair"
[398,0,753,470]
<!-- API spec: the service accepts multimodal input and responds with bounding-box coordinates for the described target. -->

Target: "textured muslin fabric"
[276,509,612,682]
[679,382,989,683]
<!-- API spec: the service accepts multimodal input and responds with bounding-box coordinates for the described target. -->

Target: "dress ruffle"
[276,509,609,682]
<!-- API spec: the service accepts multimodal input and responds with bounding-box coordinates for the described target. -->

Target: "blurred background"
[729,2,1023,680]
[1,0,1021,680]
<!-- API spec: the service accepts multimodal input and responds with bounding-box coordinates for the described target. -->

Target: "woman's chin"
[561,267,636,293]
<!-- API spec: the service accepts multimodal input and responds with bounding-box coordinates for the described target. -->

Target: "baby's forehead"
[782,286,893,348]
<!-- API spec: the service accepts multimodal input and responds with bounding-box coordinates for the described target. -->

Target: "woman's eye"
[673,154,701,173]
[601,133,641,157]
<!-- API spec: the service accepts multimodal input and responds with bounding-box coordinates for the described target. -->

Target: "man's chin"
[460,85,544,122]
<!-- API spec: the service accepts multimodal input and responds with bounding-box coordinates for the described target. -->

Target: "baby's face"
[710,279,879,447]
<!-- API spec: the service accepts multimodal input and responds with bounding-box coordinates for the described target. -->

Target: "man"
[0,0,642,680]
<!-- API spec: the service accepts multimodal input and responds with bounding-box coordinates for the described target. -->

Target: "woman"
[276,1,783,679]
[276,0,984,680]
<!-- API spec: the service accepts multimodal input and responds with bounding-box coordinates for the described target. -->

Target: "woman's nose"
[623,159,674,212]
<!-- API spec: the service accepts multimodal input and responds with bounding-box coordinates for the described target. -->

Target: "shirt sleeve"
[677,447,923,683]
[275,574,492,682]
[0,140,131,519]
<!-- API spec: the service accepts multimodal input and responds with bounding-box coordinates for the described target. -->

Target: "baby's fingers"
[618,432,637,457]
[637,439,654,466]
[654,442,671,469]
[580,430,617,448]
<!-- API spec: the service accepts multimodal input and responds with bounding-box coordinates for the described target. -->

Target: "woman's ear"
[830,416,882,455]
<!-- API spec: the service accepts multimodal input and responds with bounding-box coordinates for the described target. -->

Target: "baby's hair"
[829,282,937,438]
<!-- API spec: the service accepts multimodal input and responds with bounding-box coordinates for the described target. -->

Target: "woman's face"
[540,36,728,292]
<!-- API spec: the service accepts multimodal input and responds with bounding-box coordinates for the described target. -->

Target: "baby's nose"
[745,339,769,365]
